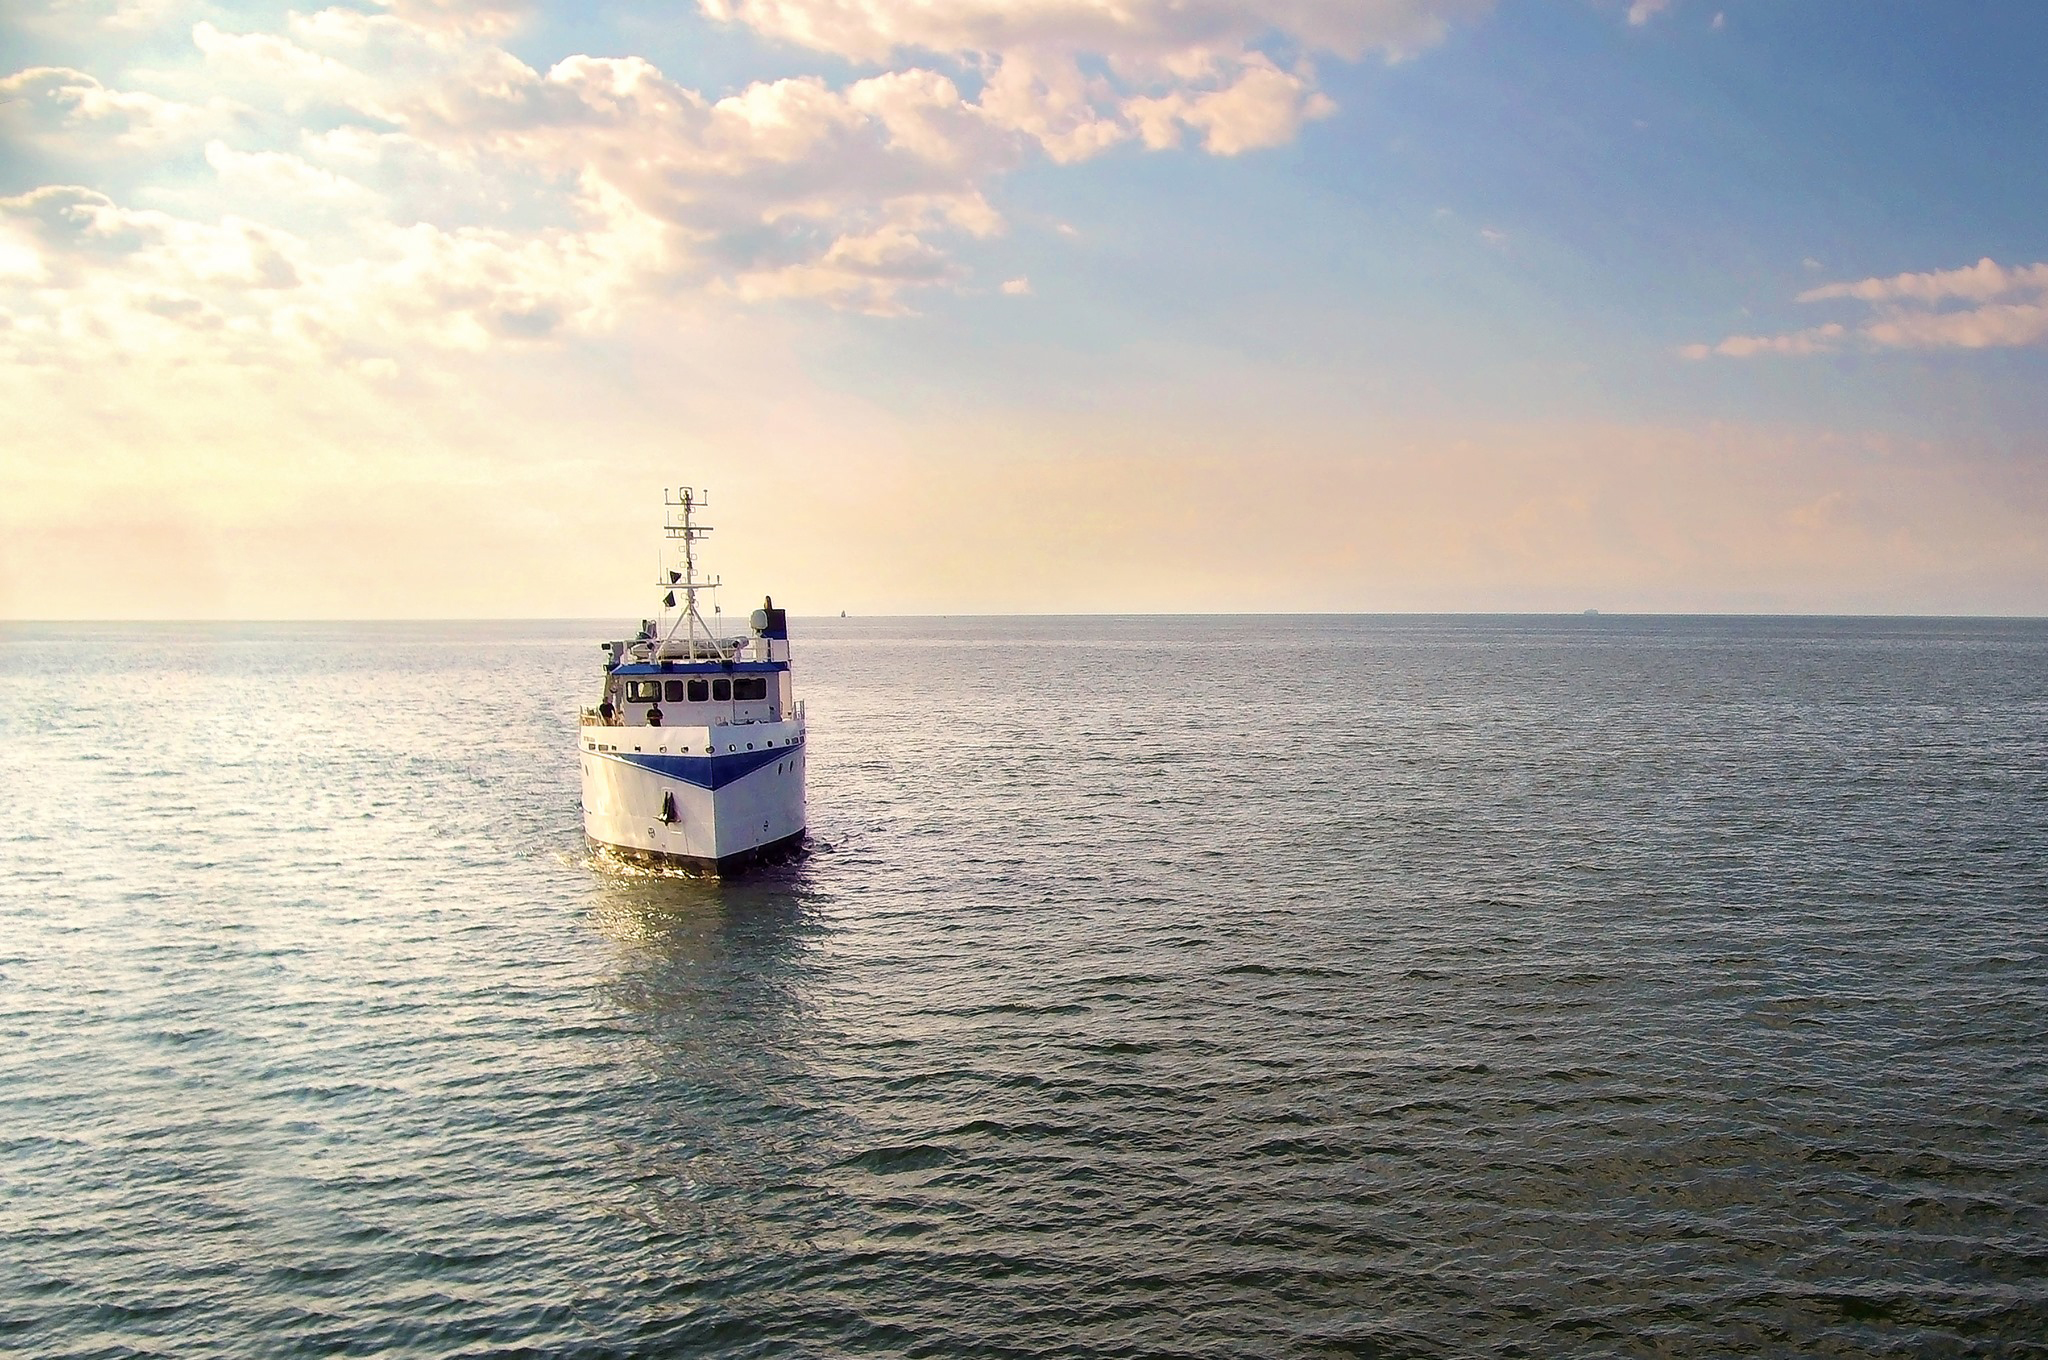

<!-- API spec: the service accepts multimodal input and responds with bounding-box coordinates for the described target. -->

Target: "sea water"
[2,616,2044,1356]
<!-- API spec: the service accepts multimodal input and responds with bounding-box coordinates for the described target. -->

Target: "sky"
[3,0,2045,618]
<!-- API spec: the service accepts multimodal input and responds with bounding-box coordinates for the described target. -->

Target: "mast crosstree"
[659,487,723,660]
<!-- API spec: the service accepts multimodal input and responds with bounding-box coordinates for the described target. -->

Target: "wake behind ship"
[579,488,806,874]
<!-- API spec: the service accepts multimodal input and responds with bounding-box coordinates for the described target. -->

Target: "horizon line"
[6,610,2047,625]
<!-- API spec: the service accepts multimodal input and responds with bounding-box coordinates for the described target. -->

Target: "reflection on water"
[588,860,822,1015]
[585,864,840,1257]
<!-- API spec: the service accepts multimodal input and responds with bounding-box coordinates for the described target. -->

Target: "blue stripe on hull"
[611,744,792,789]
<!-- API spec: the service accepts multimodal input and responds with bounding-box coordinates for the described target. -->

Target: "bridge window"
[687,678,709,702]
[733,677,768,701]
[664,679,688,703]
[624,679,661,703]
[711,678,731,701]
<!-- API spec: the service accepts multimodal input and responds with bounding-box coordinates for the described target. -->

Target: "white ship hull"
[580,718,806,873]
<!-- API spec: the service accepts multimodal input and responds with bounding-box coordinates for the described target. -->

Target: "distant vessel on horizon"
[577,489,806,874]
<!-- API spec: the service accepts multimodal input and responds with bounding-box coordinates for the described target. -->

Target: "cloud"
[5,19,1019,348]
[1795,257,2048,307]
[1126,55,1336,155]
[1683,258,2048,358]
[725,222,958,313]
[1626,0,1671,26]
[0,184,327,359]
[0,65,236,148]
[205,141,368,203]
[0,185,301,289]
[14,0,193,33]
[0,176,667,362]
[696,0,1481,162]
[192,20,367,99]
[1678,323,1843,361]
[2,0,1483,361]
[1859,303,2048,351]
[696,0,1490,65]
[973,50,1126,162]
[183,14,1043,312]
[375,0,536,36]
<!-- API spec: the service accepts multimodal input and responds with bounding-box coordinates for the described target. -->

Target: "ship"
[579,488,807,874]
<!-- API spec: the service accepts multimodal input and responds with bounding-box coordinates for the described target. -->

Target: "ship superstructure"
[579,489,806,873]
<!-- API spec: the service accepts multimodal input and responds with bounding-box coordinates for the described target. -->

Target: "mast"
[659,487,723,660]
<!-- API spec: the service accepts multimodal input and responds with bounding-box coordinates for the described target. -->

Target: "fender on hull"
[590,827,807,877]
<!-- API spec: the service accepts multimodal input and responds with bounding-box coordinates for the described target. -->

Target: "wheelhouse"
[603,659,791,726]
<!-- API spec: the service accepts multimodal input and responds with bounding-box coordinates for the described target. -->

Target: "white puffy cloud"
[0,186,300,288]
[699,0,1480,161]
[0,65,236,148]
[1796,257,2048,308]
[726,221,956,312]
[3,0,1481,360]
[1858,304,2048,351]
[192,20,367,99]
[1679,323,1844,361]
[4,23,1011,350]
[973,52,1126,162]
[1127,56,1335,154]
[11,0,194,33]
[205,141,368,203]
[0,184,316,359]
[328,198,670,347]
[375,0,536,36]
[0,176,667,363]
[697,0,1489,65]
[1683,258,2048,358]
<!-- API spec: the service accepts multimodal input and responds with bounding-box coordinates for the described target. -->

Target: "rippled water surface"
[3,616,2046,1357]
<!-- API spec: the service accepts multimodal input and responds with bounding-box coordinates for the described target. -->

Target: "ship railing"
[581,707,801,728]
